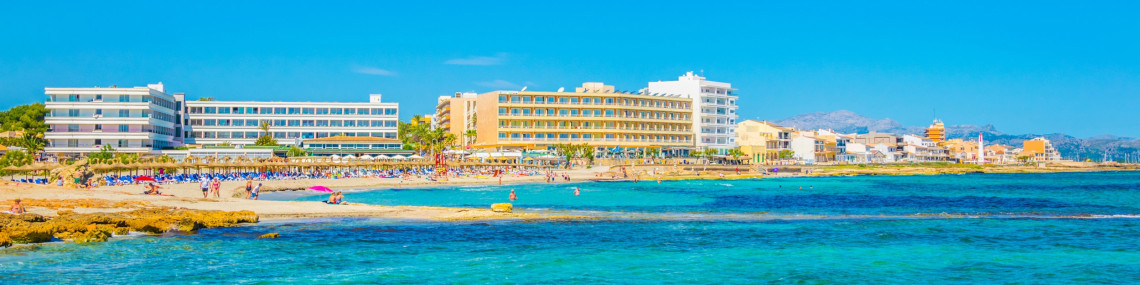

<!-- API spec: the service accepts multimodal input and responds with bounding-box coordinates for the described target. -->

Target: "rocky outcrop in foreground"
[0,208,258,247]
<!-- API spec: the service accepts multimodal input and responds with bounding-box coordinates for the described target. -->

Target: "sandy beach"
[1,167,609,221]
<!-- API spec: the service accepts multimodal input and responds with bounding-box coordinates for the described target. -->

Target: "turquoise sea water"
[3,172,1140,284]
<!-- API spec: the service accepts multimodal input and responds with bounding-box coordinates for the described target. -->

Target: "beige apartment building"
[461,83,694,155]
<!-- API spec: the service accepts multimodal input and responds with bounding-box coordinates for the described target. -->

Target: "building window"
[67,139,78,147]
[260,108,272,114]
[343,108,355,115]
[316,108,329,115]
[204,107,216,114]
[217,107,230,114]
[330,120,342,127]
[330,108,342,115]
[302,108,314,115]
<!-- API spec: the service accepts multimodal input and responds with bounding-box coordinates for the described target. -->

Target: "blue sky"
[1,1,1138,137]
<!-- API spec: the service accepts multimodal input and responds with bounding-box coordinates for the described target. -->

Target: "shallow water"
[3,172,1140,284]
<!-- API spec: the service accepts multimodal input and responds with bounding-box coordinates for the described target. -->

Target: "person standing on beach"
[251,183,261,200]
[200,178,210,198]
[245,179,253,199]
[211,178,221,198]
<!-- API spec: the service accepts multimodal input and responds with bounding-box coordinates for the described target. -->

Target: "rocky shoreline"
[1,198,257,247]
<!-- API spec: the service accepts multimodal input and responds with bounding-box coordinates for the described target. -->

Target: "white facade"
[185,97,399,146]
[645,72,739,152]
[789,135,817,163]
[44,83,183,155]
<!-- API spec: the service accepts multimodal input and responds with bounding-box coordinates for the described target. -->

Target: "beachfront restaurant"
[302,136,413,157]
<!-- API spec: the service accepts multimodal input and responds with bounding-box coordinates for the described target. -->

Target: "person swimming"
[509,189,517,201]
[574,187,580,196]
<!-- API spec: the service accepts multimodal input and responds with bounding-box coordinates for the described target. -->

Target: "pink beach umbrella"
[308,186,333,193]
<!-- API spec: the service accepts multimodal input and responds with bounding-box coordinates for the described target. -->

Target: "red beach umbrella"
[308,186,333,193]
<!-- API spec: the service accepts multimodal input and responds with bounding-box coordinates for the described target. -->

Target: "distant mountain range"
[771,110,1140,162]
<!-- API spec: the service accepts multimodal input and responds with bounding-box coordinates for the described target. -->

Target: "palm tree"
[258,121,272,136]
[255,121,278,146]
[463,129,477,146]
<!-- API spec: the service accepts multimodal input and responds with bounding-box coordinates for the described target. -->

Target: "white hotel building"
[45,83,400,156]
[183,94,399,146]
[645,72,739,152]
[44,83,184,155]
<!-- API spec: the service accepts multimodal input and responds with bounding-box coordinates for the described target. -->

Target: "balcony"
[499,137,693,144]
[498,113,689,122]
[45,146,153,154]
[499,126,691,133]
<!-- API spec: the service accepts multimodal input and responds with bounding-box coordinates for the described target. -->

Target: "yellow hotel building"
[435,92,478,144]
[464,83,694,154]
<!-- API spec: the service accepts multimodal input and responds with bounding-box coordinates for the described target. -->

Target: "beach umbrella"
[308,185,333,193]
[409,154,424,159]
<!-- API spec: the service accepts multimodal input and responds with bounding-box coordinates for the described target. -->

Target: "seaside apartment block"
[434,92,478,144]
[433,72,741,155]
[467,82,695,155]
[735,120,792,162]
[45,83,400,157]
[1021,137,1061,162]
[44,83,185,155]
[184,94,399,146]
[646,72,739,153]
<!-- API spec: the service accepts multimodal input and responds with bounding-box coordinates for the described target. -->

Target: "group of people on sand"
[244,179,261,200]
[325,192,347,205]
[544,172,570,183]
[199,177,223,198]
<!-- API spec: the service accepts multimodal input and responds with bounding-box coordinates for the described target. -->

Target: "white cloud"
[475,79,523,89]
[352,66,397,76]
[445,53,507,66]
